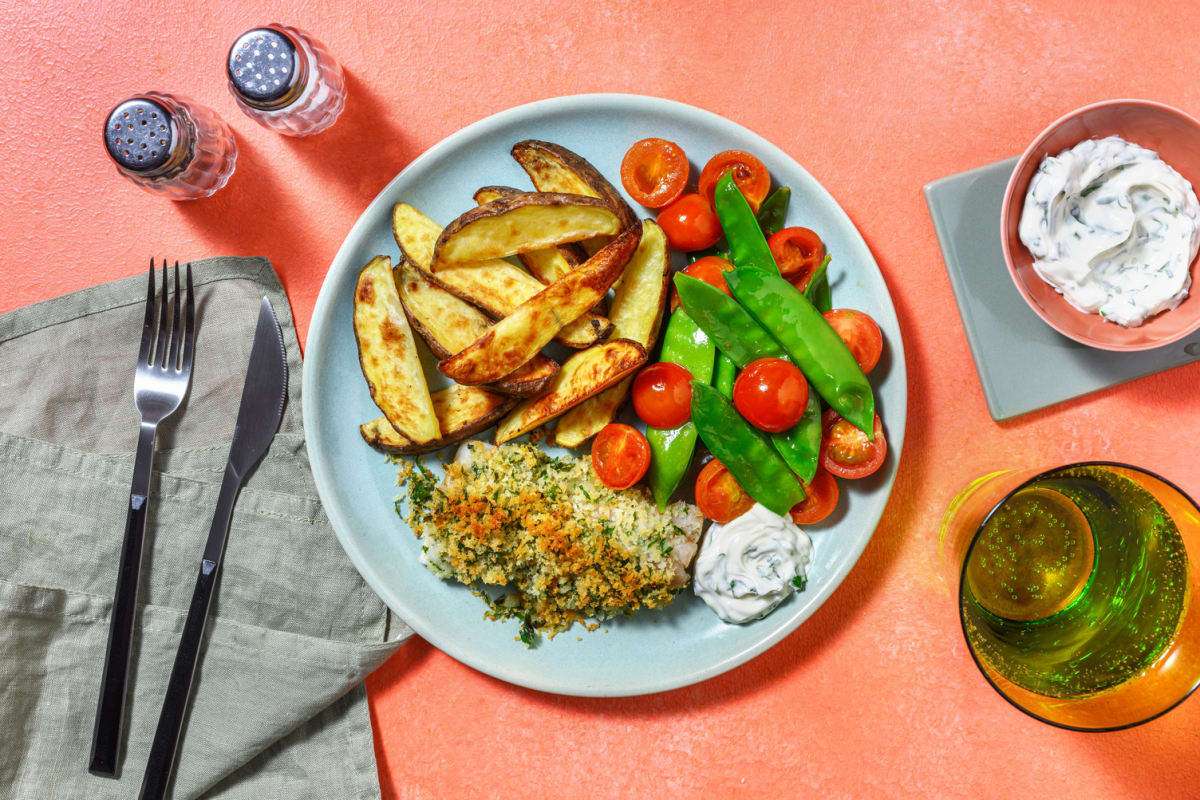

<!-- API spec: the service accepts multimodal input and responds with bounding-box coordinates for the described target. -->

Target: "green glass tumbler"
[939,462,1200,730]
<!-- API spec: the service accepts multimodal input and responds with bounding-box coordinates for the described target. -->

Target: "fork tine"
[155,260,170,368]
[138,258,156,366]
[168,261,182,370]
[181,262,195,377]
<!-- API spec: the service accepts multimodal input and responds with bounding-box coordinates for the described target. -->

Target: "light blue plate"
[302,94,907,696]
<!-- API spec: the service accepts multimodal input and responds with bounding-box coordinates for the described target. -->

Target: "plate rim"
[302,92,907,696]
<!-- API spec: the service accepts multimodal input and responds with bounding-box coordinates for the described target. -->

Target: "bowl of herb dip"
[1002,99,1200,351]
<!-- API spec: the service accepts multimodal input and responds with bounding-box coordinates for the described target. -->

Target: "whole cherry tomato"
[669,256,734,310]
[632,362,694,429]
[657,193,723,252]
[732,358,809,433]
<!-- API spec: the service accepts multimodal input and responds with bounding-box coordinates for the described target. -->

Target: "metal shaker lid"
[104,98,174,172]
[227,28,301,105]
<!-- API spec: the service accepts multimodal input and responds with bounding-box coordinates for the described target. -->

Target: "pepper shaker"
[103,93,237,200]
[226,24,346,136]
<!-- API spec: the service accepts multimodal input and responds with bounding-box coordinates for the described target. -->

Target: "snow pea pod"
[713,173,777,273]
[673,273,786,368]
[805,253,832,313]
[646,309,715,510]
[725,268,875,438]
[755,187,791,237]
[691,382,804,516]
[771,389,822,484]
[714,352,736,398]
[811,276,832,314]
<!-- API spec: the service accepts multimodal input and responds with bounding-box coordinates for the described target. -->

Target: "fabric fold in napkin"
[0,257,410,799]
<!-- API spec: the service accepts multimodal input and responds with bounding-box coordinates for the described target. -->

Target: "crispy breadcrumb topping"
[397,441,698,642]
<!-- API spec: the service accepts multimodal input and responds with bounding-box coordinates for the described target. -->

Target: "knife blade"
[139,297,287,800]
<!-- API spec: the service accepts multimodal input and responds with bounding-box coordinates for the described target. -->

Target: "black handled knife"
[139,297,287,800]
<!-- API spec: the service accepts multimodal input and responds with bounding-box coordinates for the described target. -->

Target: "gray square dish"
[924,157,1200,421]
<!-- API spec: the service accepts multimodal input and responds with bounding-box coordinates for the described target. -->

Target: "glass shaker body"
[227,24,346,137]
[103,92,237,200]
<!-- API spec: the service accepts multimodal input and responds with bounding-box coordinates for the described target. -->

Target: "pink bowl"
[1001,99,1200,351]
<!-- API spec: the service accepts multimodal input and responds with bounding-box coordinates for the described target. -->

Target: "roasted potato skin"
[392,201,611,348]
[353,255,440,445]
[430,192,620,271]
[495,338,648,445]
[438,226,641,386]
[511,139,639,230]
[394,259,558,397]
[360,384,515,455]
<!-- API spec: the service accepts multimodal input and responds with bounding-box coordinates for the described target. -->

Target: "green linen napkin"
[0,257,410,799]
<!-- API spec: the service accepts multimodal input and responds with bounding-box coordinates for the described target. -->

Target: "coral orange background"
[3,1,1198,797]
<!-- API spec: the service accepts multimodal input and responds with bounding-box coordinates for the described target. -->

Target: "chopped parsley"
[519,614,537,647]
[792,574,808,592]
[547,457,574,473]
[408,461,436,506]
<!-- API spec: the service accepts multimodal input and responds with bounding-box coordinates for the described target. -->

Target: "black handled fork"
[89,259,195,777]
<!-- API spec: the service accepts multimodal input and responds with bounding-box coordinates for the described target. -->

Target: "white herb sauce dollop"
[693,503,812,624]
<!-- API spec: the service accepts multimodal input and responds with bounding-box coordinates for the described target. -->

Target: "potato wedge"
[472,186,589,284]
[354,256,439,445]
[554,220,672,447]
[395,260,558,397]
[495,339,648,445]
[430,192,621,271]
[473,186,607,315]
[439,226,641,386]
[392,202,610,348]
[510,139,639,230]
[360,384,514,455]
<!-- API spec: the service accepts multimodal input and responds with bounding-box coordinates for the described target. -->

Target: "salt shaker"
[103,92,237,200]
[226,24,346,136]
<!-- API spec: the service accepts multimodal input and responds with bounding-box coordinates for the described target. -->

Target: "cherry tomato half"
[591,423,651,490]
[768,227,825,285]
[657,193,723,252]
[698,150,771,212]
[632,362,694,429]
[732,358,809,433]
[823,309,883,373]
[789,468,840,525]
[670,255,734,311]
[620,138,689,208]
[695,458,755,523]
[820,409,886,479]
